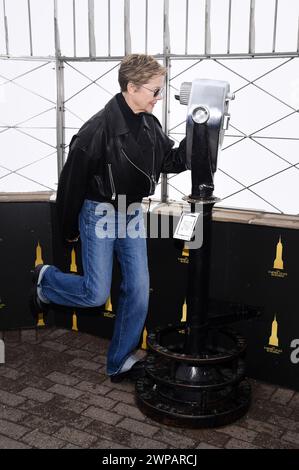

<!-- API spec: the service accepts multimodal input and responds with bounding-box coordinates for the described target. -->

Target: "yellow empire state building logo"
[70,247,78,273]
[178,244,189,264]
[70,247,79,332]
[273,236,283,270]
[264,314,282,354]
[35,241,43,267]
[269,315,279,347]
[268,236,287,278]
[34,241,45,327]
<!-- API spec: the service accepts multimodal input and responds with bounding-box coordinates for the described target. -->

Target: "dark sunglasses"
[141,85,164,98]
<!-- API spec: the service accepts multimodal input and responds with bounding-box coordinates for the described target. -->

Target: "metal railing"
[0,0,298,213]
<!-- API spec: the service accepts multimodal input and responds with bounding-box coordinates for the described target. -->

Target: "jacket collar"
[105,95,152,136]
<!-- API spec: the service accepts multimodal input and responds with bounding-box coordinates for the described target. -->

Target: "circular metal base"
[147,326,247,365]
[136,376,251,428]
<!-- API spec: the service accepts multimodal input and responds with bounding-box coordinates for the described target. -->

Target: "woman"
[30,54,187,382]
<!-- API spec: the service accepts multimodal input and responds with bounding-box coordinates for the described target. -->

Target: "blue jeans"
[39,199,149,375]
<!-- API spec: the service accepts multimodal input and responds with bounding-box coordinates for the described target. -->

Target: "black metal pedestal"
[135,324,251,428]
[135,200,251,428]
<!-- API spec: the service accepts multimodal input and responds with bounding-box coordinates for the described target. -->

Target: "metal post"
[227,0,232,54]
[163,0,170,56]
[185,0,189,55]
[27,0,33,56]
[88,0,96,58]
[161,0,170,203]
[73,0,76,57]
[272,0,278,53]
[145,0,148,54]
[2,0,9,55]
[161,56,170,204]
[124,0,131,55]
[108,0,111,56]
[249,0,256,54]
[184,202,213,354]
[204,0,211,56]
[54,0,61,57]
[56,58,65,177]
[54,0,65,177]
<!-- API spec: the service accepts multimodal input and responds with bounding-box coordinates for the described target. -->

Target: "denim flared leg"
[39,200,114,307]
[39,200,149,375]
[106,208,149,375]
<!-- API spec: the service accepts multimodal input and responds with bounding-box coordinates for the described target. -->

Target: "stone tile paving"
[0,327,298,449]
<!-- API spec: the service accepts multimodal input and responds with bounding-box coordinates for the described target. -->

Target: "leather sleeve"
[55,135,91,241]
[161,134,187,174]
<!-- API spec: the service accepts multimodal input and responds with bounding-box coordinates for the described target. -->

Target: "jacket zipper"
[108,163,116,200]
[121,148,155,193]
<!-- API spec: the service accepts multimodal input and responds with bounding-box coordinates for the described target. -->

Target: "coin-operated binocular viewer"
[136,79,255,428]
[181,78,233,199]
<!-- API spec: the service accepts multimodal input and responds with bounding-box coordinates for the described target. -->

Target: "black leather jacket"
[56,95,187,240]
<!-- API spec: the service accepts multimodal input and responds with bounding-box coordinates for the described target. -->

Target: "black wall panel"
[211,222,299,391]
[0,202,53,329]
[1,201,299,390]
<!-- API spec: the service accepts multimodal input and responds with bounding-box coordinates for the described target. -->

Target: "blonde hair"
[118,54,166,92]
